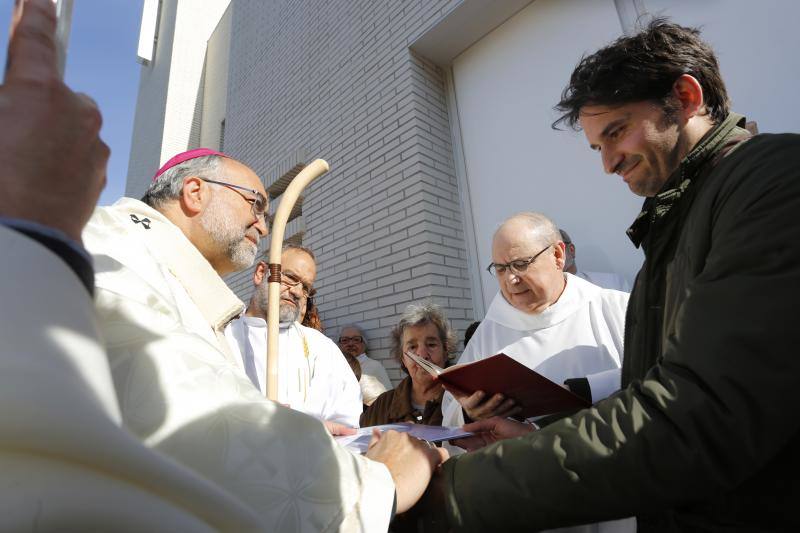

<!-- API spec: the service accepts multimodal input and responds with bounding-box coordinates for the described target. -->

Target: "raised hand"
[0,0,108,242]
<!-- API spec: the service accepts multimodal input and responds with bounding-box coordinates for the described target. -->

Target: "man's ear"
[180,176,206,216]
[553,241,566,271]
[253,260,267,286]
[672,74,705,120]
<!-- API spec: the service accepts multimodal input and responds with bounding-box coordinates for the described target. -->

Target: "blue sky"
[1,0,143,205]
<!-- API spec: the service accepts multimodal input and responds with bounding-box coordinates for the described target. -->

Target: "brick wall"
[223,0,474,381]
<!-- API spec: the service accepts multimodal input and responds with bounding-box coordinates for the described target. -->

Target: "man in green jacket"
[431,18,800,532]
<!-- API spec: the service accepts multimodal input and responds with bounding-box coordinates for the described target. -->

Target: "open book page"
[403,351,445,376]
[335,423,473,454]
[404,350,480,379]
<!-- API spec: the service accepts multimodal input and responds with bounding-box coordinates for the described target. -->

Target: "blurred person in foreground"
[424,19,800,532]
[361,303,456,428]
[0,0,261,528]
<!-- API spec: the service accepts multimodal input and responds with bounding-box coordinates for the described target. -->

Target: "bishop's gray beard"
[199,195,258,270]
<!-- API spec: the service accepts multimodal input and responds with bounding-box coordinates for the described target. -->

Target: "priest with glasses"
[441,212,634,532]
[442,212,630,437]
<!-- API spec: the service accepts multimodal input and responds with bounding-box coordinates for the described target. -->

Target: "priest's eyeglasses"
[487,244,552,277]
[201,178,269,222]
[280,271,313,298]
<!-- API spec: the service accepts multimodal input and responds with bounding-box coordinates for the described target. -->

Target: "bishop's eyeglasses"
[201,178,269,223]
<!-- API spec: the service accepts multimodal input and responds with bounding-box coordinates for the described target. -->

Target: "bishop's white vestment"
[0,223,269,531]
[226,317,363,427]
[82,198,394,532]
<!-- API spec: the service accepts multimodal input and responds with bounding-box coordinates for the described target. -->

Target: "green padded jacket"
[443,114,800,532]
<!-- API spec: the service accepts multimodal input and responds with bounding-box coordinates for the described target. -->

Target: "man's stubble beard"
[340,346,359,358]
[199,193,258,271]
[279,301,300,323]
[254,282,300,323]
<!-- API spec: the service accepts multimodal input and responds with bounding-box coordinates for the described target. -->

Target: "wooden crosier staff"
[265,159,329,400]
[53,0,75,79]
[8,0,74,79]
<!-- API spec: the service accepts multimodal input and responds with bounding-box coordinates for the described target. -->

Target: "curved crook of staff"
[265,159,329,401]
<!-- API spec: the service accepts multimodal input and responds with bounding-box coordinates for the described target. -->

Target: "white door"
[451,0,644,311]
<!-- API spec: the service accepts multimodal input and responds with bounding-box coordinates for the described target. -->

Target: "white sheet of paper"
[335,423,473,454]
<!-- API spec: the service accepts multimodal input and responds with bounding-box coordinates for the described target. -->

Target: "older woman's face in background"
[401,322,446,386]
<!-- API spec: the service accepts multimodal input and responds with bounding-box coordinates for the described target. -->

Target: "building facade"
[127,0,800,381]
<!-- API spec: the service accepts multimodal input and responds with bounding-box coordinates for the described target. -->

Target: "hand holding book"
[405,351,590,420]
[406,352,520,420]
[446,387,522,421]
[405,351,520,420]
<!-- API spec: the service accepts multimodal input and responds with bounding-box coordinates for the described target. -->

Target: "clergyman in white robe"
[226,316,363,427]
[443,273,633,533]
[442,273,636,533]
[443,273,627,429]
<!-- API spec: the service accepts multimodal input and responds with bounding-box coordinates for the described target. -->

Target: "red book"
[406,351,590,418]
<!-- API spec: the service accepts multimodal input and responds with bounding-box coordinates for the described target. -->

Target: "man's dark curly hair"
[553,18,730,130]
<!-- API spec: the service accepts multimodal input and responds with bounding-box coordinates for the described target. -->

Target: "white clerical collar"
[110,197,244,332]
[486,273,600,331]
[356,353,368,362]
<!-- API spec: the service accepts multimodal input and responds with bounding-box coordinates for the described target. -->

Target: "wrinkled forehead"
[492,223,547,260]
[402,322,440,344]
[221,158,267,197]
[282,249,317,283]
